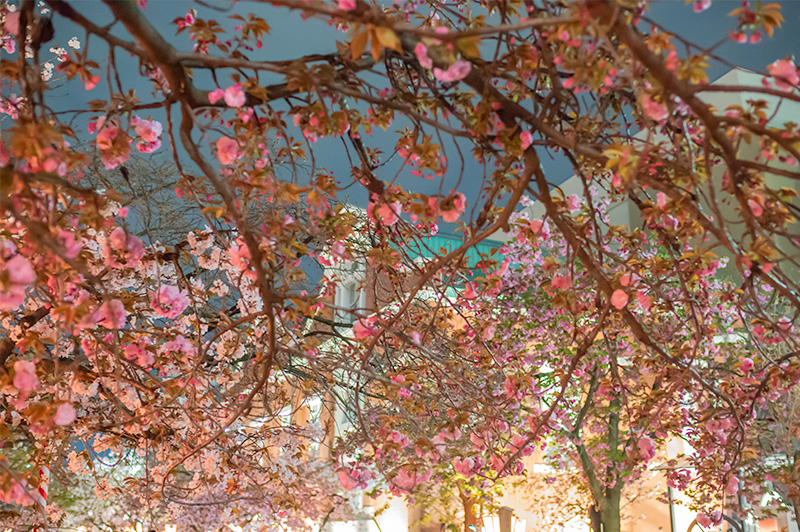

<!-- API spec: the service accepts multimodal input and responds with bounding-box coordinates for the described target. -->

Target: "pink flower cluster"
[369,200,403,226]
[102,228,145,268]
[151,285,190,319]
[433,60,471,82]
[353,316,379,339]
[393,468,432,490]
[440,192,466,223]
[209,83,246,107]
[124,337,154,367]
[13,360,39,392]
[89,117,131,169]
[131,116,163,153]
[0,254,35,310]
[94,299,128,329]
[767,58,799,90]
[217,136,239,165]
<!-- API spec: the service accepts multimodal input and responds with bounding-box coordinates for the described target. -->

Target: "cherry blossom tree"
[1,0,799,531]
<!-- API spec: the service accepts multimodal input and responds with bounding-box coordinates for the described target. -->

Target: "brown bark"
[459,489,479,532]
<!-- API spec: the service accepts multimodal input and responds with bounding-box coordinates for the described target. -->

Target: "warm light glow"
[165,524,177,532]
[481,512,527,532]
[482,515,501,532]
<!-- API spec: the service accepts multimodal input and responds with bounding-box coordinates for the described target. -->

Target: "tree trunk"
[459,490,479,532]
[600,487,622,532]
[589,503,602,532]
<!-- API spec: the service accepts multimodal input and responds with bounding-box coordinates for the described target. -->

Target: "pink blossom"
[353,317,379,339]
[177,11,195,28]
[747,198,763,217]
[132,116,162,143]
[414,43,432,69]
[640,94,668,122]
[656,192,667,209]
[767,58,799,90]
[57,230,82,259]
[224,83,246,107]
[388,430,409,447]
[91,117,131,169]
[439,426,462,441]
[696,514,712,528]
[433,60,471,82]
[394,468,423,489]
[54,403,77,426]
[0,254,35,310]
[463,282,477,299]
[103,228,145,268]
[520,130,533,150]
[441,193,466,222]
[85,75,100,91]
[636,290,652,310]
[375,200,402,225]
[95,299,128,329]
[470,432,484,447]
[162,335,196,359]
[0,478,34,506]
[529,219,547,240]
[217,136,239,165]
[693,0,711,12]
[6,254,35,284]
[637,436,656,461]
[567,195,581,211]
[93,119,116,147]
[338,0,356,10]
[724,476,739,495]
[611,289,628,310]
[491,454,505,472]
[124,338,154,367]
[338,470,359,490]
[740,357,754,373]
[729,31,747,43]
[13,360,39,392]
[453,457,475,477]
[551,275,571,290]
[229,239,252,272]
[132,116,162,153]
[151,285,190,319]
[504,377,516,398]
[208,88,224,104]
[4,12,20,35]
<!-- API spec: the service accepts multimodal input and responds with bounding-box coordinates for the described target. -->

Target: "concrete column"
[498,506,513,532]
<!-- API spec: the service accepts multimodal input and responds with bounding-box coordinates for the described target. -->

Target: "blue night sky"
[17,0,800,223]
